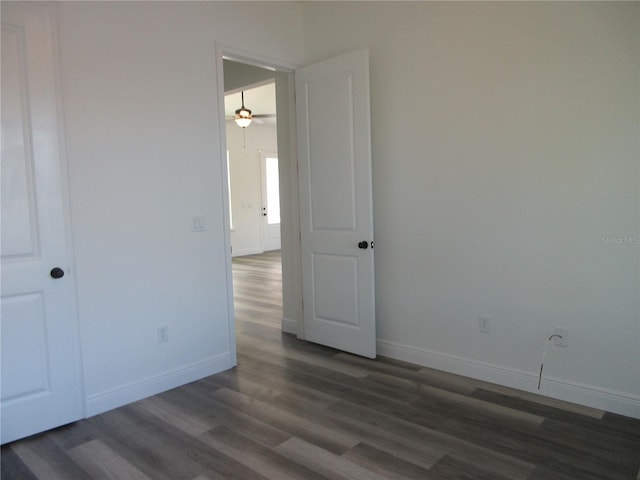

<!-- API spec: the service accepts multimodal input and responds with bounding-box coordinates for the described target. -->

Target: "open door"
[296,50,375,358]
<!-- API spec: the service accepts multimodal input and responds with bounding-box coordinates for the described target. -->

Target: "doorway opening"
[222,58,285,341]
[224,78,280,256]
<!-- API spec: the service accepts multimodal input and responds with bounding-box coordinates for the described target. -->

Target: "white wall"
[55,1,303,415]
[301,2,640,416]
[47,0,639,419]
[227,124,278,256]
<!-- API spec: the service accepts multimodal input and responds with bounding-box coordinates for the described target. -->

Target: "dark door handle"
[358,241,368,249]
[50,267,65,279]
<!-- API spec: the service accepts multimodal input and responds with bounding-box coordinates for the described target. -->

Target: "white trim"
[283,71,305,341]
[281,317,298,335]
[85,353,234,417]
[217,43,298,73]
[215,42,238,367]
[377,338,640,419]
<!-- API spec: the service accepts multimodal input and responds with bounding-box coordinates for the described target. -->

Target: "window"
[264,156,280,225]
[227,151,233,230]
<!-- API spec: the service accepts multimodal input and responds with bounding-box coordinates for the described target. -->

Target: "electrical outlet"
[157,326,169,343]
[554,327,568,347]
[479,315,491,334]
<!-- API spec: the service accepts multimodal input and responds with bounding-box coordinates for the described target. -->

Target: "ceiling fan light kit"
[234,91,253,128]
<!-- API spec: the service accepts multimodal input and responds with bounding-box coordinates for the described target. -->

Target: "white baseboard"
[281,317,298,334]
[377,338,640,419]
[232,247,263,257]
[85,353,235,417]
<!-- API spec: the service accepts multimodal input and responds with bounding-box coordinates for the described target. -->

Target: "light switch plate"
[479,315,491,334]
[192,216,206,232]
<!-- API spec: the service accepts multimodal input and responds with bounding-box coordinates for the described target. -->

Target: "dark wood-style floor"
[2,250,639,479]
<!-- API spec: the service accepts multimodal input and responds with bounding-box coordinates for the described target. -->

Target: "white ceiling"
[224,82,276,126]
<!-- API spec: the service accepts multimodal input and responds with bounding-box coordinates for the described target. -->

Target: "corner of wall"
[84,352,235,418]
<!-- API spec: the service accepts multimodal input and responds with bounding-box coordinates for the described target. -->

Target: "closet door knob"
[50,267,65,279]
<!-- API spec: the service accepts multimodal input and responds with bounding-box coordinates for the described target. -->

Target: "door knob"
[358,241,369,249]
[50,267,65,279]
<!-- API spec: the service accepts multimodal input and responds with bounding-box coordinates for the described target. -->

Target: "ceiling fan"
[228,90,276,128]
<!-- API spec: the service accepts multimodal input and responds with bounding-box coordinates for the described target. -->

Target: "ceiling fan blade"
[252,114,277,119]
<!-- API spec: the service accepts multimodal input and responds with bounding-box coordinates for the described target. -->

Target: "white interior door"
[1,3,83,444]
[296,50,376,358]
[260,151,281,251]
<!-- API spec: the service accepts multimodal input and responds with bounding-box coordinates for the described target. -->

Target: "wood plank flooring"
[2,250,639,479]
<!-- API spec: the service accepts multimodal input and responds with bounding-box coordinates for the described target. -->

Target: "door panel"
[1,3,83,444]
[1,294,49,401]
[1,24,39,259]
[296,50,375,358]
[306,74,357,231]
[312,253,359,326]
